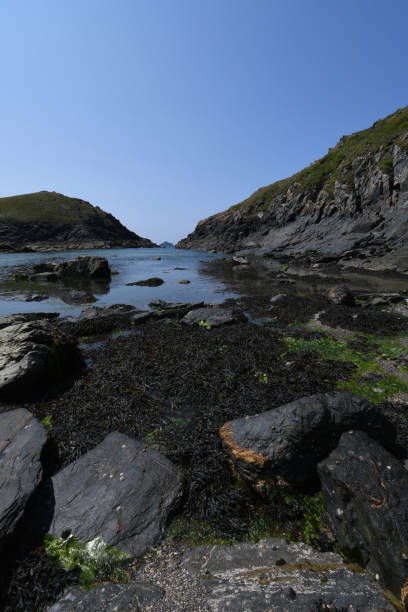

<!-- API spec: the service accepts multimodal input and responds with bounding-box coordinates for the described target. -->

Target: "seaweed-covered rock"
[318,430,408,607]
[181,538,395,611]
[58,304,137,337]
[36,432,183,557]
[47,581,164,611]
[0,321,82,401]
[181,306,241,327]
[0,409,47,550]
[220,392,394,492]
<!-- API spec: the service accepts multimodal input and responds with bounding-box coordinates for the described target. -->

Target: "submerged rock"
[181,538,395,611]
[0,409,47,550]
[0,321,82,401]
[318,430,408,607]
[61,289,97,305]
[126,278,164,287]
[220,392,395,492]
[47,581,164,612]
[35,432,183,557]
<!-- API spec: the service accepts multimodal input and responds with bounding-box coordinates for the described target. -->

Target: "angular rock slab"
[220,392,394,490]
[44,432,183,557]
[0,321,82,401]
[0,409,47,547]
[318,430,408,607]
[181,538,395,611]
[181,306,241,327]
[47,582,164,612]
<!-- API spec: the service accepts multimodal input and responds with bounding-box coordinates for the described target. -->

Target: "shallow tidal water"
[0,247,239,317]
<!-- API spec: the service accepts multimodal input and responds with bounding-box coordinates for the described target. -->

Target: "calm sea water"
[0,247,239,317]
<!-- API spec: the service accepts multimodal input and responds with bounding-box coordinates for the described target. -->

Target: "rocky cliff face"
[0,191,156,252]
[177,107,408,266]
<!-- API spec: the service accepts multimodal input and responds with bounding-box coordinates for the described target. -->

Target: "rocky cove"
[0,254,408,610]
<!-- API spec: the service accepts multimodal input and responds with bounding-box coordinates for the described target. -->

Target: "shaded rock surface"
[220,392,395,491]
[328,285,355,306]
[0,321,82,401]
[181,538,395,611]
[318,430,408,606]
[58,304,138,337]
[34,432,183,557]
[47,581,164,612]
[0,409,47,549]
[0,312,59,331]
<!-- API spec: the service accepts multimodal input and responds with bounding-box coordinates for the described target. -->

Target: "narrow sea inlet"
[0,247,238,317]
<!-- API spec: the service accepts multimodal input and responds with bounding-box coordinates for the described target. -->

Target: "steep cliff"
[0,191,156,251]
[177,107,408,263]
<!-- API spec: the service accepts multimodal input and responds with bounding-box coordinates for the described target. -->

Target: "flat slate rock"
[181,306,240,327]
[0,409,47,548]
[220,392,395,491]
[0,312,59,331]
[38,432,183,557]
[318,430,408,607]
[0,321,82,400]
[47,581,164,612]
[181,538,395,611]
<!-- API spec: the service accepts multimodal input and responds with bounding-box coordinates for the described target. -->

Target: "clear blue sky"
[0,0,407,244]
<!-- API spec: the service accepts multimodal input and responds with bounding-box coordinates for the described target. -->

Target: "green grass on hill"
[212,105,408,219]
[0,191,107,224]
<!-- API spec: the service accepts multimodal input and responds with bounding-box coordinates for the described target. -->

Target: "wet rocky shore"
[1,255,408,611]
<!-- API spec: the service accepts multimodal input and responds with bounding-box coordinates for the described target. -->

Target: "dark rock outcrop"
[30,256,111,281]
[220,392,395,492]
[177,107,408,271]
[58,304,138,337]
[181,538,395,611]
[0,409,47,550]
[318,430,408,607]
[47,581,165,612]
[0,321,83,400]
[35,432,183,557]
[0,191,156,252]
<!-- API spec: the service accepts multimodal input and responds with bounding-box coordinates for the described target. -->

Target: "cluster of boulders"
[220,391,408,609]
[0,410,183,609]
[27,256,111,283]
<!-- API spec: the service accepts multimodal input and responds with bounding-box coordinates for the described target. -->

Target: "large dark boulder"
[0,321,83,401]
[35,432,183,557]
[0,409,47,550]
[47,582,164,612]
[327,285,355,306]
[318,430,408,608]
[58,304,137,337]
[220,392,395,493]
[31,256,111,280]
[181,538,395,611]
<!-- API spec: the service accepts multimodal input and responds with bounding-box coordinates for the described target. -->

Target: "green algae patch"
[44,535,130,590]
[169,518,236,547]
[283,332,408,401]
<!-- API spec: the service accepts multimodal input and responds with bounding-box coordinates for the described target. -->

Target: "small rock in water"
[151,256,161,260]
[126,278,164,287]
[178,279,191,284]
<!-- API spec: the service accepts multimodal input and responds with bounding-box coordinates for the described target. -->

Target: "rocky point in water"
[0,191,157,252]
[177,105,408,272]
